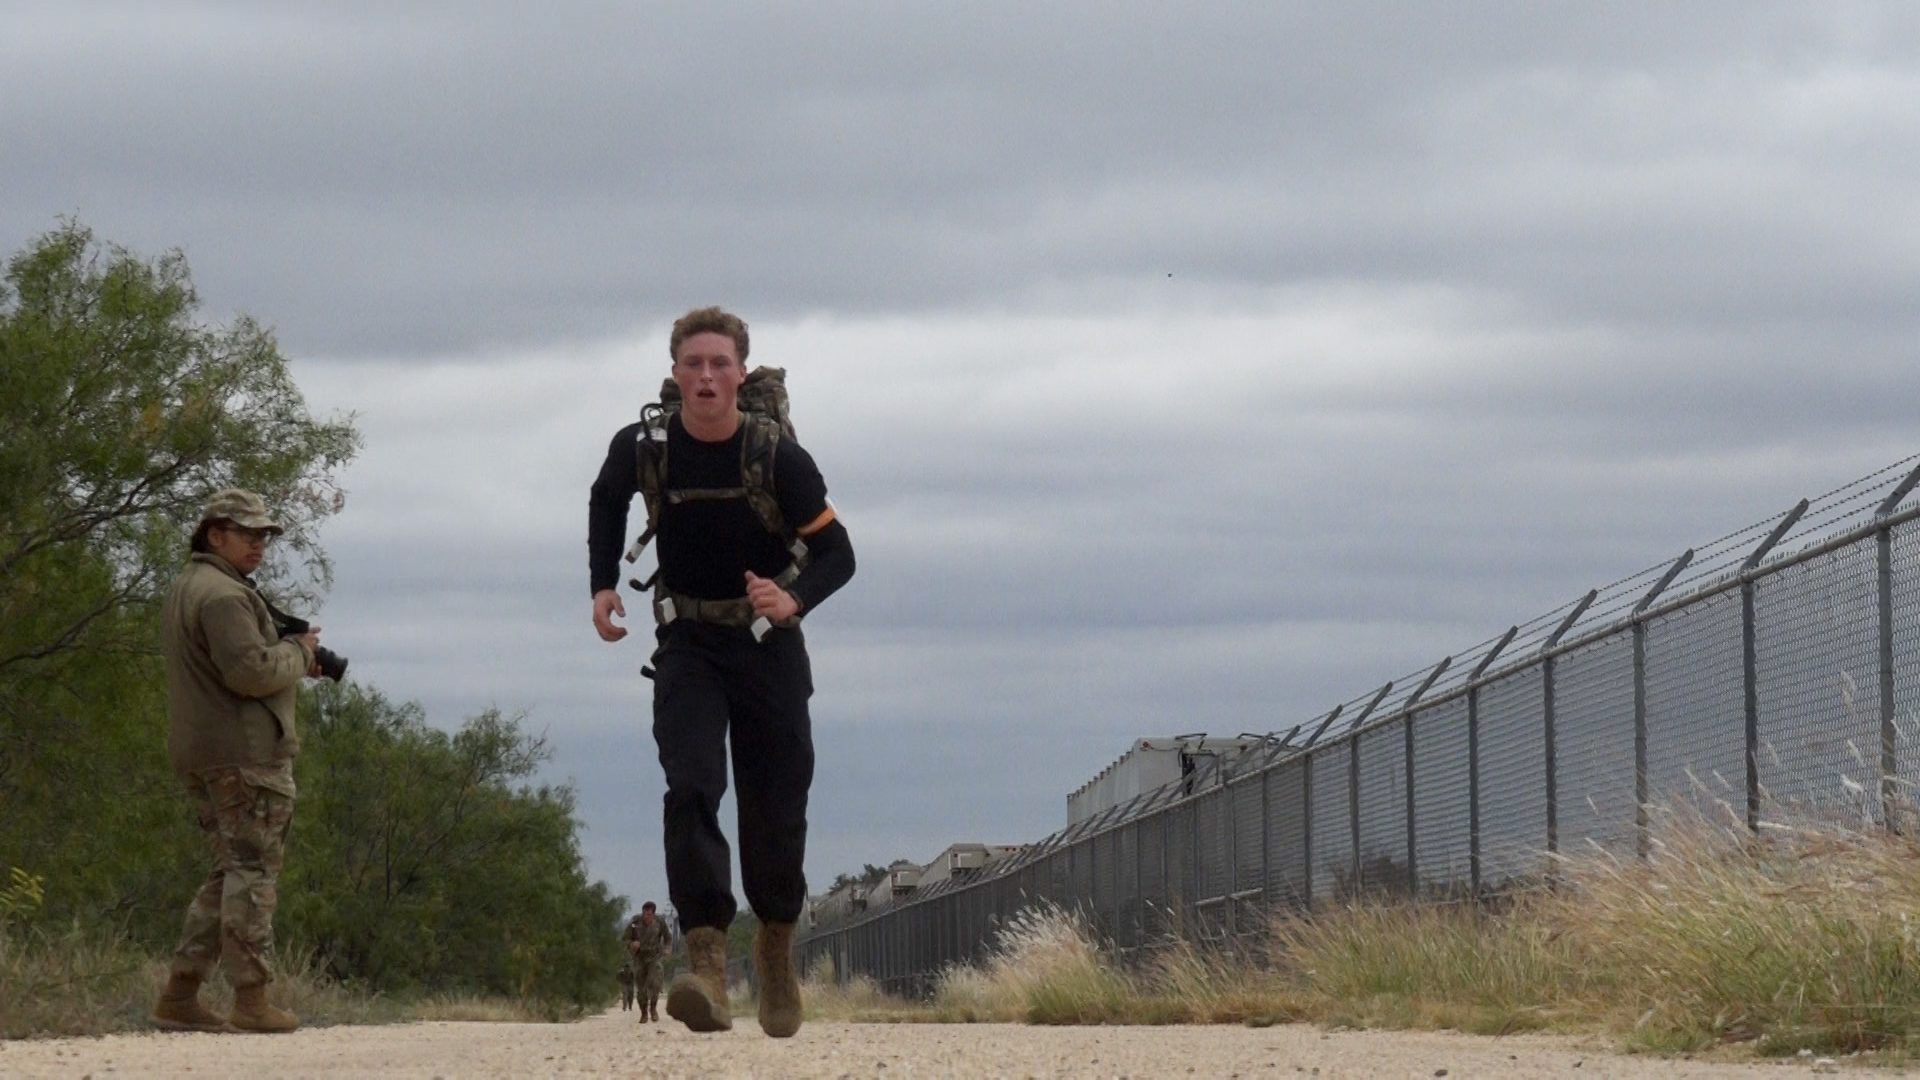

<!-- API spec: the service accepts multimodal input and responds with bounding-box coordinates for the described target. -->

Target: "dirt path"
[0,1010,1871,1077]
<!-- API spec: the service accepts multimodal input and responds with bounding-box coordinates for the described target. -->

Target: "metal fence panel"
[1644,591,1746,814]
[1136,807,1167,933]
[998,875,1015,930]
[1166,803,1193,920]
[1895,526,1920,799]
[1411,696,1472,895]
[1048,849,1071,907]
[1309,746,1352,902]
[1357,719,1409,894]
[1139,812,1167,916]
[1070,841,1093,914]
[1234,777,1265,896]
[1197,788,1230,902]
[1094,828,1119,930]
[1554,633,1637,855]
[1754,545,1881,817]
[1118,821,1141,947]
[1478,666,1547,887]
[1266,759,1308,907]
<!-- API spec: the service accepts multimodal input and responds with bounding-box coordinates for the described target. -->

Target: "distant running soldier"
[590,307,855,1037]
[153,489,319,1034]
[617,963,636,1012]
[623,902,673,1022]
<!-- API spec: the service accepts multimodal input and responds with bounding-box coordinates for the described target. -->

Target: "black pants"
[652,620,814,933]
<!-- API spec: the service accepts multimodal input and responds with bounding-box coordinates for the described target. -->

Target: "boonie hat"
[199,488,283,535]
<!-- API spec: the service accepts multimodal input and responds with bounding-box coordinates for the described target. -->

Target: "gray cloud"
[10,3,1920,354]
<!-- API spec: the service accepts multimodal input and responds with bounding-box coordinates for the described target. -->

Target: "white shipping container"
[1067,736,1263,825]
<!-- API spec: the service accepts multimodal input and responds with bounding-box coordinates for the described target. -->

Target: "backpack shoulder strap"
[738,412,787,539]
[625,393,675,567]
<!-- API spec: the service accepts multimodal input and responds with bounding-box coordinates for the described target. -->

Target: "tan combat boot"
[150,968,228,1032]
[665,926,732,1032]
[753,921,802,1038]
[228,984,299,1033]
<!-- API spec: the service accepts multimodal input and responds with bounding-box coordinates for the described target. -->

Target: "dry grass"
[798,808,1920,1057]
[1272,807,1920,1055]
[797,958,932,1023]
[0,926,163,1038]
[799,906,1290,1026]
[934,906,1138,1023]
[0,930,574,1038]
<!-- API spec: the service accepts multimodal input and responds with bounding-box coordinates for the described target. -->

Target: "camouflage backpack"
[622,366,807,594]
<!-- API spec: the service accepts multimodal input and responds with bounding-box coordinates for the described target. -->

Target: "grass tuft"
[938,906,1137,1024]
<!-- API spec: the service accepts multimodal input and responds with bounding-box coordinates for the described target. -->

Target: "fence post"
[1467,688,1480,895]
[1189,779,1202,934]
[1297,704,1343,907]
[1086,830,1097,937]
[1877,469,1920,826]
[1741,581,1759,830]
[1884,527,1899,826]
[1633,621,1648,859]
[1541,592,1597,859]
[1152,803,1167,930]
[1260,765,1271,908]
[1136,811,1147,946]
[1543,660,1555,857]
[1633,549,1694,858]
[1302,753,1314,906]
[1403,715,1417,894]
[1253,727,1295,908]
[1344,683,1392,895]
[1737,501,1808,832]
[1226,760,1239,936]
[1467,627,1517,895]
[1400,658,1450,897]
[1349,738,1361,896]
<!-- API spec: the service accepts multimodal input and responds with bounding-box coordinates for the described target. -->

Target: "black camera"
[267,606,349,682]
[306,641,350,683]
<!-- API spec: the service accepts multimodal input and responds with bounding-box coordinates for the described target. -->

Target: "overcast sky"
[9,1,1920,915]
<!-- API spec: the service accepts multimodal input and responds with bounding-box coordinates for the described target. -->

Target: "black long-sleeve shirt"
[588,415,855,613]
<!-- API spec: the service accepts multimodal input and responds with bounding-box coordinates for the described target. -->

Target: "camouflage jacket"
[624,915,671,961]
[160,554,311,782]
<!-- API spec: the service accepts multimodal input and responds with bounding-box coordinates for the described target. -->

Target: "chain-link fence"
[798,456,1920,996]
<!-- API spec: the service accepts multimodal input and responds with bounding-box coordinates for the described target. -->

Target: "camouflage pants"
[171,765,295,990]
[631,956,665,997]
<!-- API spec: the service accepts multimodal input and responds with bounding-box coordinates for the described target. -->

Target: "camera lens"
[314,647,349,682]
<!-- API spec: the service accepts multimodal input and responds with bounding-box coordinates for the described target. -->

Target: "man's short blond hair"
[670,307,749,363]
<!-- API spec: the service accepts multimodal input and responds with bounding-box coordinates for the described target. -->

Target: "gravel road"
[0,1011,1873,1077]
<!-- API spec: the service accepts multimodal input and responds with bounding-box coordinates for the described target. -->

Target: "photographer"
[151,489,319,1034]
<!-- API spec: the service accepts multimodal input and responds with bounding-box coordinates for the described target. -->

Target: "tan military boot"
[150,969,228,1032]
[665,926,732,1032]
[228,984,299,1033]
[753,921,802,1038]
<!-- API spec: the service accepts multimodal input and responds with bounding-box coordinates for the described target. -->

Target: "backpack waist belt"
[652,563,801,640]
